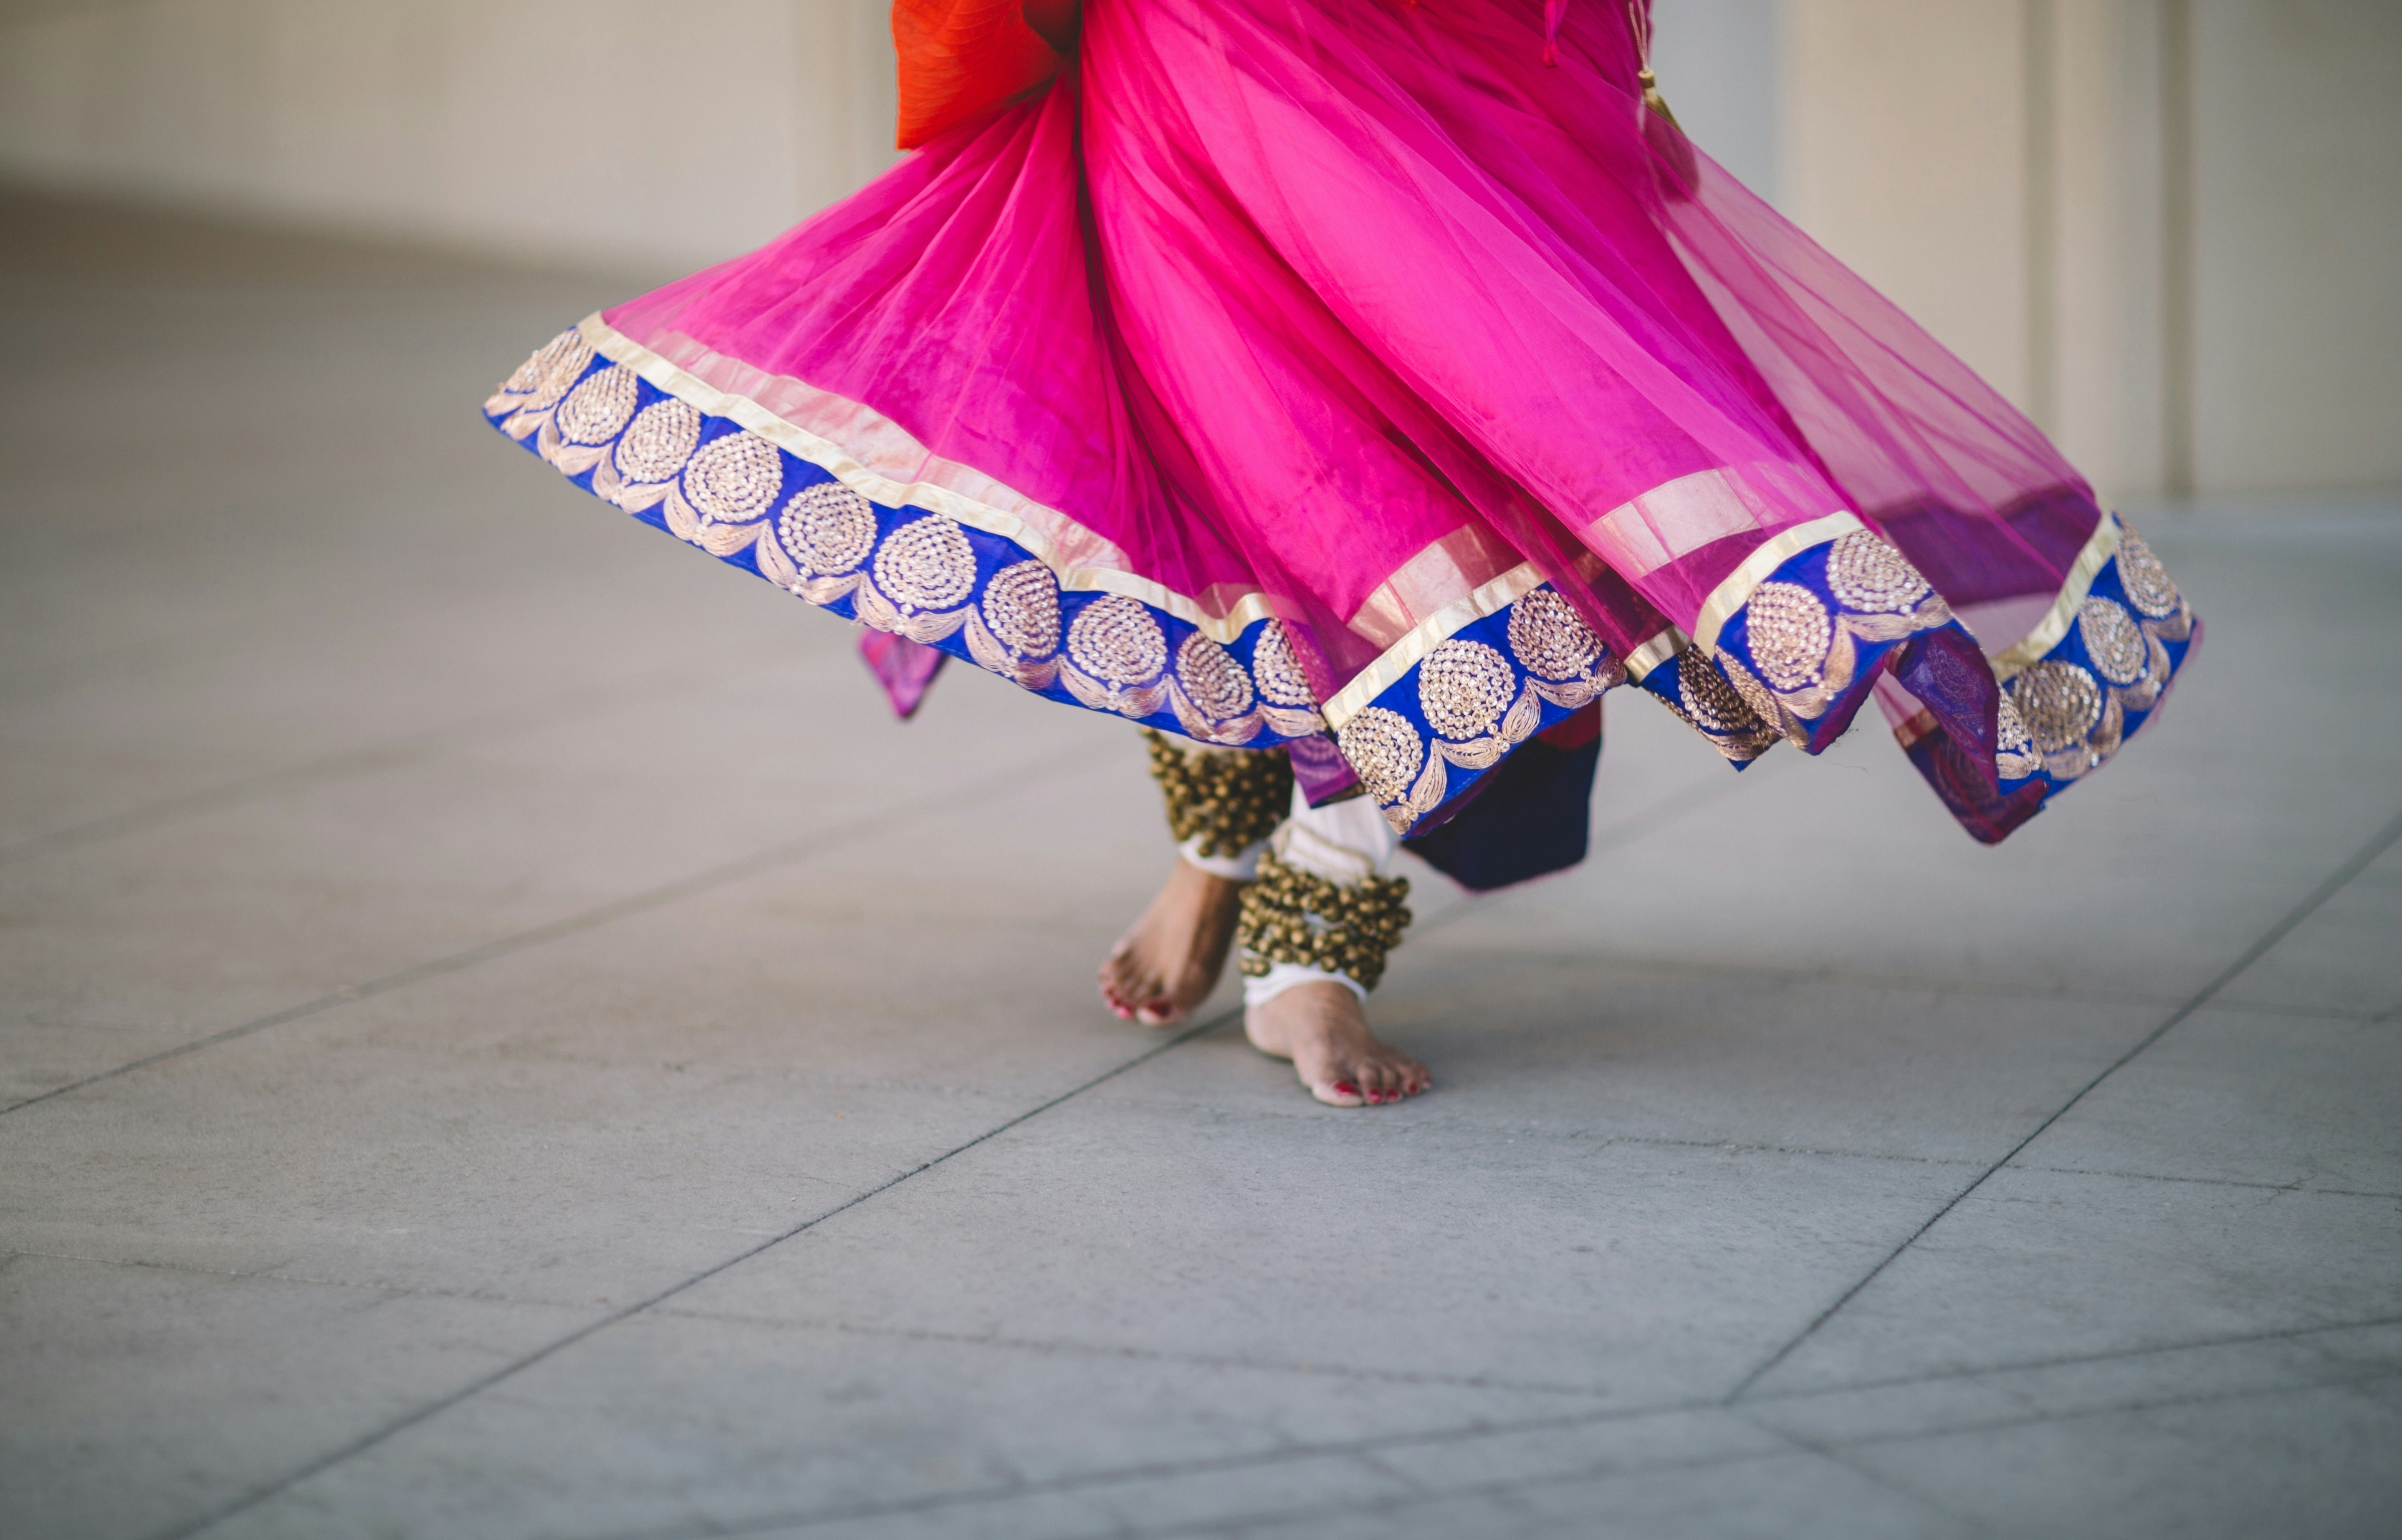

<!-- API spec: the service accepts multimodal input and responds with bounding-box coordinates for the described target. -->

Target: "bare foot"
[1098,859,1245,1026]
[1244,981,1431,1107]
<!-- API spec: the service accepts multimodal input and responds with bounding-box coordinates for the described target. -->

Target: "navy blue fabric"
[1403,731,1602,892]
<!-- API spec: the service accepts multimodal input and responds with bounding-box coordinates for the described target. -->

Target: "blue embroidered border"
[485,327,2198,846]
[1902,527,2201,842]
[485,334,1328,751]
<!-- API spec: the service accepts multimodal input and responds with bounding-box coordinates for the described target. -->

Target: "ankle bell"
[1235,851,1411,992]
[1143,727,1294,858]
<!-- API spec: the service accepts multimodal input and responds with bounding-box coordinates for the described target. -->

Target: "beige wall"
[1783,1,2035,408]
[0,0,898,270]
[2190,0,2402,491]
[1779,0,2402,498]
[4,0,2397,494]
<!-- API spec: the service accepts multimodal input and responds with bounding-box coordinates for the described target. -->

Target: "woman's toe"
[1314,1076,1366,1107]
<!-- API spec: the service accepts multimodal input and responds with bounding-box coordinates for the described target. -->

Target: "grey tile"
[1754,1168,2402,1396]
[0,654,1115,1104]
[1835,1376,2402,1540]
[210,1309,1610,1540]
[1479,1449,1974,1540]
[0,1036,1021,1305]
[1332,1404,1785,1504]
[1178,1446,1971,1540]
[0,1250,586,1540]
[0,780,1181,1303]
[1747,1317,2402,1447]
[2013,1002,2402,1192]
[2216,843,2402,1018]
[1307,949,2165,1163]
[675,1086,1971,1406]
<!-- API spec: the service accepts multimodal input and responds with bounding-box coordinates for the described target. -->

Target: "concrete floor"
[2,189,2399,1540]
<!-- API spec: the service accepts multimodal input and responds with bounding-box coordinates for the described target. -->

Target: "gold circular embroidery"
[506,331,579,395]
[614,400,702,484]
[2114,532,2180,619]
[683,432,783,523]
[1995,696,2034,755]
[2012,661,2102,752]
[1676,647,1749,733]
[1744,581,1833,690]
[1505,588,1603,681]
[518,332,594,410]
[503,351,544,395]
[555,365,637,445]
[1826,530,1932,614]
[2077,596,2147,685]
[981,560,1060,656]
[777,482,877,576]
[873,515,977,611]
[1250,621,1315,707]
[1715,649,1786,734]
[1176,633,1255,721]
[1417,639,1515,740]
[1338,707,1424,805]
[1067,595,1168,684]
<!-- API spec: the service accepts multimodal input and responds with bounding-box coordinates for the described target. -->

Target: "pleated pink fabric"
[558,0,2191,844]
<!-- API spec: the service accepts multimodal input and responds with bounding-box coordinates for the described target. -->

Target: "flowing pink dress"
[485,0,2197,857]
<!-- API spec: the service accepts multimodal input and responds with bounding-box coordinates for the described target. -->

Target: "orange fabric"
[892,0,1071,149]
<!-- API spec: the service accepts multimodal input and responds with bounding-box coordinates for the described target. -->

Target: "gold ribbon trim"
[579,312,1282,644]
[1986,507,2124,682]
[1622,626,1686,682]
[1319,561,1550,730]
[1688,510,1864,655]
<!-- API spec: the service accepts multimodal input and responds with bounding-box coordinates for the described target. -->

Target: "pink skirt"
[485,0,2197,850]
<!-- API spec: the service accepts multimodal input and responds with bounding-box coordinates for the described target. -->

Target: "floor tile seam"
[1733,1415,1989,1536]
[584,1408,1789,1540]
[1762,1363,2402,1459]
[1,740,1101,1121]
[244,1037,1104,1101]
[0,655,813,868]
[1096,1446,1810,1540]
[641,1304,1627,1400]
[0,1244,614,1313]
[1049,1097,1996,1170]
[155,1004,1239,1540]
[1600,1134,1987,1168]
[1737,1315,2402,1409]
[1995,1162,2328,1194]
[1720,800,2402,1405]
[2200,993,2400,1024]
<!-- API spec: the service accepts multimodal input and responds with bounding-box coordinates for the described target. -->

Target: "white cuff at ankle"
[1181,835,1267,882]
[1242,960,1366,1008]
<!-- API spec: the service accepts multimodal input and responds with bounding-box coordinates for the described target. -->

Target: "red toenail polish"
[1334,1081,1360,1096]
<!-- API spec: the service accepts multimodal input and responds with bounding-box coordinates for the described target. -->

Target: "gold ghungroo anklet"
[1143,728,1293,858]
[1235,851,1412,992]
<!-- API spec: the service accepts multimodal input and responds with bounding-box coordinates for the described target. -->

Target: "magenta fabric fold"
[605,0,2100,729]
[858,631,949,719]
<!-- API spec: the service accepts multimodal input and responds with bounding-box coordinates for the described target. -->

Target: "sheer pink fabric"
[607,0,2096,724]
